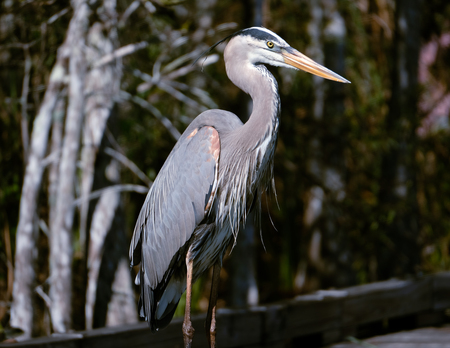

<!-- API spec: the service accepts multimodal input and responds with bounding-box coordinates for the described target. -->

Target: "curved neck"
[225,60,280,148]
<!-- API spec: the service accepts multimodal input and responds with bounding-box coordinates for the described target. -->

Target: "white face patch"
[229,27,291,69]
[241,37,285,67]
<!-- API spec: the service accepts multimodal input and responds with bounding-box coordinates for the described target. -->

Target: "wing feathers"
[129,126,221,329]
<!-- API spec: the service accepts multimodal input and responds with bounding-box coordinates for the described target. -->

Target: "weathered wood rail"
[2,272,450,348]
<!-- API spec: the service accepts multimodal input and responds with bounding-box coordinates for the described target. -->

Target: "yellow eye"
[267,41,274,48]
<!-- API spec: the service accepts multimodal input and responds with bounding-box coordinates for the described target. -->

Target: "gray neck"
[226,61,280,149]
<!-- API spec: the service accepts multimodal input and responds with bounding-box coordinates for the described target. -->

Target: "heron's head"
[224,27,350,84]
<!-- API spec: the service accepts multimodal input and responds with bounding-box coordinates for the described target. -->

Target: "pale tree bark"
[79,0,121,259]
[48,98,65,226]
[10,24,70,339]
[85,156,138,328]
[49,0,90,333]
[80,0,124,329]
[85,167,121,329]
[106,258,138,326]
[89,152,138,328]
[20,46,32,161]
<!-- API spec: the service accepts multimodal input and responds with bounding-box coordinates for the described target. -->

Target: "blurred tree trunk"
[300,0,354,291]
[88,158,122,328]
[48,98,65,228]
[81,0,122,330]
[105,258,138,326]
[49,0,90,333]
[86,181,119,329]
[10,12,71,339]
[80,0,121,260]
[378,0,421,278]
[86,112,138,329]
[92,176,136,328]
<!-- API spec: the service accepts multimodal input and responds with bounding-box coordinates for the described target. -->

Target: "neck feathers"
[225,57,280,149]
[216,46,281,240]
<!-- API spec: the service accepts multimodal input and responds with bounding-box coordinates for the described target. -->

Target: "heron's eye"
[267,41,274,49]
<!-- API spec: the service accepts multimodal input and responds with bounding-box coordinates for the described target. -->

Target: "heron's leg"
[183,251,195,348]
[206,263,221,348]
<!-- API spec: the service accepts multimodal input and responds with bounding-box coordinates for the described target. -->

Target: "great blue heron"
[129,27,349,348]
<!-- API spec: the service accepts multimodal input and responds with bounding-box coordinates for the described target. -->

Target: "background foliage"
[0,0,449,339]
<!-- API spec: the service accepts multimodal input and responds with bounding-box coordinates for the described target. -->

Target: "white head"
[223,27,350,83]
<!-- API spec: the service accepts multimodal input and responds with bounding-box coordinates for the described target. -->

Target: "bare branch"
[93,41,149,68]
[168,80,217,109]
[38,219,50,237]
[165,65,195,81]
[104,147,152,187]
[73,184,149,207]
[0,41,37,50]
[132,66,154,83]
[35,285,51,309]
[20,47,32,160]
[47,7,70,24]
[40,149,61,167]
[134,68,155,92]
[118,0,140,28]
[143,1,156,14]
[158,80,206,111]
[120,90,181,140]
[161,48,203,74]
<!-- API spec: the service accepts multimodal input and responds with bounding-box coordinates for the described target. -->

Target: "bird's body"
[129,27,349,347]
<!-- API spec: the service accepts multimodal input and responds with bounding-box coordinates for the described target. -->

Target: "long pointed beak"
[282,47,350,83]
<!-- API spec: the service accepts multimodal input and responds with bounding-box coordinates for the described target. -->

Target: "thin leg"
[183,251,195,348]
[206,263,221,348]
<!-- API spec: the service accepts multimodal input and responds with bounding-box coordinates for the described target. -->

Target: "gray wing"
[129,125,220,289]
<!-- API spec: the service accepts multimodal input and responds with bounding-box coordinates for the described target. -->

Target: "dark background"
[1,0,449,338]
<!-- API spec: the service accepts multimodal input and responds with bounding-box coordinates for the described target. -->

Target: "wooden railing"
[2,272,450,348]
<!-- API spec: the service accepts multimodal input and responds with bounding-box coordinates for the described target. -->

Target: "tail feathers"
[150,300,179,331]
[138,275,185,332]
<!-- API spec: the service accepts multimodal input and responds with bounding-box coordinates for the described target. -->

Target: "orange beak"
[282,47,350,83]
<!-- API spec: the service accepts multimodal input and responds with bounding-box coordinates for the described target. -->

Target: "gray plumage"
[129,26,349,341]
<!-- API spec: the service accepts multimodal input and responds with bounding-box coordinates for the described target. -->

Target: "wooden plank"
[343,277,433,326]
[257,303,288,345]
[286,290,346,336]
[327,327,450,348]
[368,327,450,343]
[3,273,449,348]
[214,307,264,347]
[415,310,446,327]
[82,320,183,348]
[247,290,347,346]
[433,272,450,311]
[0,334,81,348]
[328,343,450,348]
[83,315,210,348]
